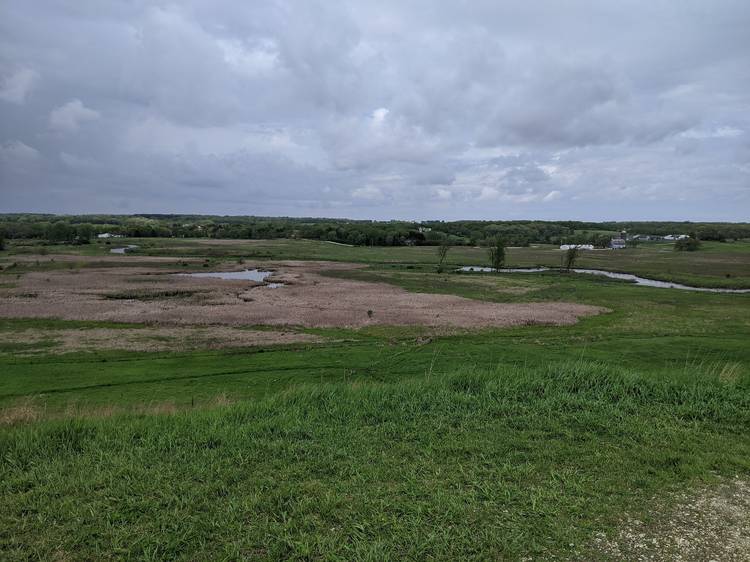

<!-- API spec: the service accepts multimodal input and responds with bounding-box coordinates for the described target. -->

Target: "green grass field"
[5,237,750,287]
[1,239,750,559]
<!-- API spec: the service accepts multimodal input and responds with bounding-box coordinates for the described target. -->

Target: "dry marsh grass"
[0,259,604,328]
[1,393,239,426]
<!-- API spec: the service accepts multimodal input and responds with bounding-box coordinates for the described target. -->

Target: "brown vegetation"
[0,258,604,329]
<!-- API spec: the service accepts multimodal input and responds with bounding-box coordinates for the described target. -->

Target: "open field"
[4,237,750,287]
[1,238,750,559]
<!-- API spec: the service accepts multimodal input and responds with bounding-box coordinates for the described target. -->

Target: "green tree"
[47,221,75,243]
[488,237,505,271]
[75,223,94,244]
[564,246,580,271]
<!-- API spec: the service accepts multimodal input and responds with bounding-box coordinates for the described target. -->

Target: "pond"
[110,245,139,254]
[458,266,750,294]
[177,269,284,287]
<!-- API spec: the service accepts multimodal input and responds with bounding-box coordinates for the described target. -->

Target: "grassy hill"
[3,362,749,560]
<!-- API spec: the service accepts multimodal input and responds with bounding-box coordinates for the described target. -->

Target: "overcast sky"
[1,1,748,221]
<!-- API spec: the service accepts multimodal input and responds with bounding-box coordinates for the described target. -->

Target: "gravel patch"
[591,477,750,561]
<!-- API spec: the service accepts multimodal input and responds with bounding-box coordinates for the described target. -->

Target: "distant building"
[560,244,594,250]
[610,230,627,249]
[97,233,123,239]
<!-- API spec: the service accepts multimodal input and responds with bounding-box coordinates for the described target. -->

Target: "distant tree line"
[1,214,748,247]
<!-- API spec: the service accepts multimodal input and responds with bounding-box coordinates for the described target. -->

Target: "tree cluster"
[1,214,748,248]
[674,237,701,251]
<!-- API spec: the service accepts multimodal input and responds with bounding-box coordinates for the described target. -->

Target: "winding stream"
[458,266,750,294]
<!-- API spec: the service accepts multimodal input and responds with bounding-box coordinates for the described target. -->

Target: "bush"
[564,246,580,270]
[674,237,701,251]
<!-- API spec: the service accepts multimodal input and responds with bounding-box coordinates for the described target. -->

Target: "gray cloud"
[1,0,749,220]
[49,99,100,133]
[0,67,38,104]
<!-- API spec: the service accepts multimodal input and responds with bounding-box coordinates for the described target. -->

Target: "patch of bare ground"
[590,477,750,561]
[1,326,322,355]
[0,259,605,329]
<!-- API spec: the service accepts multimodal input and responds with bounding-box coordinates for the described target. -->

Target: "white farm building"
[559,244,594,250]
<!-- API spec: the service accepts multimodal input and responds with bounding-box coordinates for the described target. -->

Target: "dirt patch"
[1,326,322,355]
[0,259,605,329]
[591,477,750,561]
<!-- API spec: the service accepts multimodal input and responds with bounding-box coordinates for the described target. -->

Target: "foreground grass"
[2,362,749,560]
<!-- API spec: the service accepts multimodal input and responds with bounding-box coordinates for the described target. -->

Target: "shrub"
[564,246,580,271]
[674,237,701,251]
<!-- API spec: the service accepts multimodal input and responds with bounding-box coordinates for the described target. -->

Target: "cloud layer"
[1,1,749,220]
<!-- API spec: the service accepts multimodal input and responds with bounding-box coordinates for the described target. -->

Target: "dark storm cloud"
[1,0,748,219]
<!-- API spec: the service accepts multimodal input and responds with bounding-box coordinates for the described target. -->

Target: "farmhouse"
[609,230,627,249]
